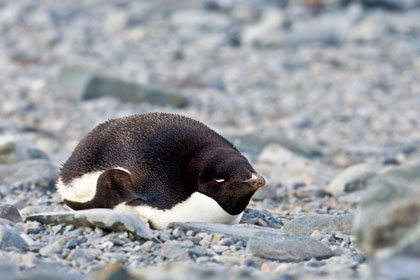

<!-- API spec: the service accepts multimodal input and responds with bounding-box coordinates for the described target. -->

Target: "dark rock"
[282,213,354,235]
[0,225,28,251]
[56,65,189,108]
[246,231,332,262]
[0,205,22,223]
[26,209,156,241]
[66,239,78,249]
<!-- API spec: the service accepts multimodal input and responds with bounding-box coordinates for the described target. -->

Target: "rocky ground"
[1,0,420,279]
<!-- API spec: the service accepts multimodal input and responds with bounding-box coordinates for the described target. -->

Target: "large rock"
[56,65,189,108]
[0,159,57,188]
[246,231,332,262]
[0,205,22,223]
[26,209,156,241]
[282,213,354,235]
[0,225,28,251]
[353,161,420,255]
[326,164,378,196]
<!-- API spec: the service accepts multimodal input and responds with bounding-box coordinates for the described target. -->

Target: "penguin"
[56,112,265,229]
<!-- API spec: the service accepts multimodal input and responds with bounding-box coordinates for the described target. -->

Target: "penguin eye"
[214,179,225,183]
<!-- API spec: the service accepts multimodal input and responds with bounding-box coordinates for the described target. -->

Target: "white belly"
[114,192,243,230]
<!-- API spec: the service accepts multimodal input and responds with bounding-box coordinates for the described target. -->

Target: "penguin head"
[194,146,265,215]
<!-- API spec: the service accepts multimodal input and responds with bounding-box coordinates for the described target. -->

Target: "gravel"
[1,0,420,279]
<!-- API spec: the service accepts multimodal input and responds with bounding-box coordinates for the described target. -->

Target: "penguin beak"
[243,173,265,189]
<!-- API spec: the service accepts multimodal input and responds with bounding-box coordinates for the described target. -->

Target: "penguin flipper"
[64,169,135,210]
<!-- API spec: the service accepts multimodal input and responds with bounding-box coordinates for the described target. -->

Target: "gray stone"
[282,214,354,235]
[0,204,22,223]
[188,247,211,258]
[24,220,43,234]
[26,209,156,241]
[0,225,28,251]
[212,245,229,254]
[326,164,378,196]
[242,10,285,47]
[0,137,48,164]
[370,254,420,279]
[66,239,78,249]
[0,217,15,227]
[39,241,62,257]
[354,161,420,255]
[0,159,57,188]
[172,227,184,238]
[246,231,332,262]
[67,248,96,262]
[56,65,189,108]
[168,222,285,240]
[240,209,284,228]
[159,244,189,260]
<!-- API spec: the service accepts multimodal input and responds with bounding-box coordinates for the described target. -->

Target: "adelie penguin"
[57,112,265,229]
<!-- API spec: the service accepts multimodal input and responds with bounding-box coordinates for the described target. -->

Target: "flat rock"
[282,213,354,235]
[0,204,23,223]
[168,222,284,240]
[0,159,57,188]
[0,225,28,251]
[56,65,189,108]
[246,231,332,262]
[26,209,156,241]
[354,161,420,255]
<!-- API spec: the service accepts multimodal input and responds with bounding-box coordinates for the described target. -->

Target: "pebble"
[212,245,229,254]
[101,241,114,250]
[0,0,418,279]
[172,227,184,238]
[66,239,78,249]
[24,221,43,235]
[39,241,62,257]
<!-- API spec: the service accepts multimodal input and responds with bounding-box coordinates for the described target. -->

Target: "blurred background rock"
[0,0,420,279]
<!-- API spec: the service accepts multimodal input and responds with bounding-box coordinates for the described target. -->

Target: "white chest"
[114,192,243,230]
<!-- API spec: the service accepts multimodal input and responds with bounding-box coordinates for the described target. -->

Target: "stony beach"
[1,0,420,279]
